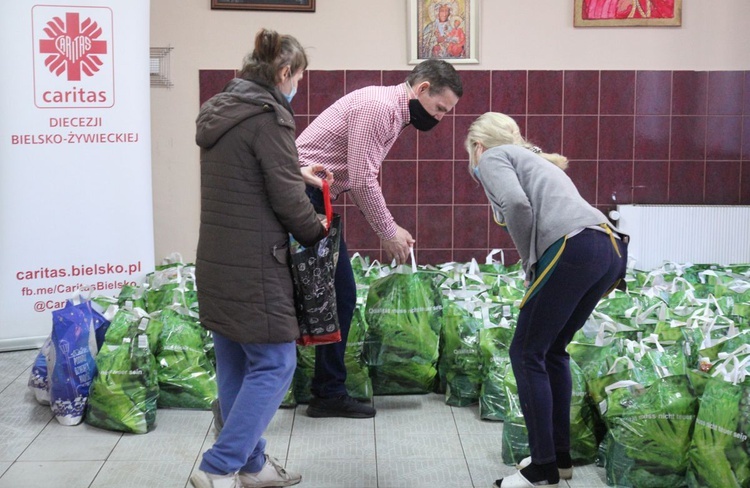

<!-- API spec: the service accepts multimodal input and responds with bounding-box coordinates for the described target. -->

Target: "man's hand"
[300,164,334,188]
[382,225,415,265]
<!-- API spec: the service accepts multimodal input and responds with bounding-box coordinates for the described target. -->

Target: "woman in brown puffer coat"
[191,28,327,488]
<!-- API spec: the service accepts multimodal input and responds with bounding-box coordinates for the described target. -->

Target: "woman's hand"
[301,164,334,189]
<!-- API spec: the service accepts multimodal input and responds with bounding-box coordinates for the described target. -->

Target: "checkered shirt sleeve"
[297,85,408,241]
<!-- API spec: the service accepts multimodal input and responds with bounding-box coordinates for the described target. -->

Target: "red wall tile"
[454,160,486,205]
[528,71,563,114]
[706,116,742,160]
[598,160,633,205]
[491,71,527,114]
[454,70,490,115]
[567,160,598,204]
[742,162,750,204]
[636,71,671,115]
[598,116,634,160]
[669,161,705,203]
[382,160,417,205]
[199,69,235,106]
[346,70,382,93]
[564,71,599,115]
[634,116,670,160]
[527,115,562,154]
[418,160,454,205]
[672,71,708,116]
[601,71,635,115]
[671,116,707,160]
[453,205,489,249]
[705,161,741,204]
[708,71,744,115]
[290,73,309,114]
[563,116,598,160]
[633,161,669,204]
[418,116,455,160]
[309,70,345,115]
[418,205,453,249]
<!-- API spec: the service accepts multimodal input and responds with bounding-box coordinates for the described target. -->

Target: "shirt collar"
[399,83,411,129]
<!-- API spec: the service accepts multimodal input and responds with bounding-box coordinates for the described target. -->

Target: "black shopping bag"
[290,180,342,346]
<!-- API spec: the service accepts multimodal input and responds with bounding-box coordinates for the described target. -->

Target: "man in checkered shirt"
[297,59,463,419]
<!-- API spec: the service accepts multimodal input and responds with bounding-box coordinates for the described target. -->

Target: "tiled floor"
[0,349,608,488]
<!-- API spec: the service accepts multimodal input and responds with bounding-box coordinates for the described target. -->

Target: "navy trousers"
[306,187,357,398]
[510,228,627,464]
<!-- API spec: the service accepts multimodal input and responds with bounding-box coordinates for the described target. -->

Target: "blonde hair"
[465,112,568,178]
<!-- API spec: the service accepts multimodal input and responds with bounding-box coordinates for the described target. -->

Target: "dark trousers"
[306,187,357,398]
[510,228,627,464]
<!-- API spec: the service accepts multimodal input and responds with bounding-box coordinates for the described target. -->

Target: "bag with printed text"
[46,299,103,425]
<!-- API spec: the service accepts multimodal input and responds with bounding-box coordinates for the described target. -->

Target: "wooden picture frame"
[210,0,315,12]
[574,0,681,27]
[408,0,478,64]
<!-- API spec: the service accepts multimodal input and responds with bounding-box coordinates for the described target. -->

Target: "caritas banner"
[0,1,154,350]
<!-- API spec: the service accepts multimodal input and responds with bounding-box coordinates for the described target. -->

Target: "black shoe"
[306,394,376,418]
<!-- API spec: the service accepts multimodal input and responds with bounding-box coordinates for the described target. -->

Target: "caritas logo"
[32,6,114,109]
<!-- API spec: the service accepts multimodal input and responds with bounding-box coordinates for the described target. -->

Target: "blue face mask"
[284,84,297,104]
[472,166,481,179]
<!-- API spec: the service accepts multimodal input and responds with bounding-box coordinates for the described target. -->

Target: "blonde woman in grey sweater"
[466,112,628,488]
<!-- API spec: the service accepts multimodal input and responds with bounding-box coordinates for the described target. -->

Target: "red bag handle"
[322,179,333,233]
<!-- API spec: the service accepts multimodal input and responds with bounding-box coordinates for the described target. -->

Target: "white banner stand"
[0,1,154,350]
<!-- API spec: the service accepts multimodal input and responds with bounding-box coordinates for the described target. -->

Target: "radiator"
[615,205,750,271]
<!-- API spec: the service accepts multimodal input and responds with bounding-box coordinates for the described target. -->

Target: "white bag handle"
[486,249,505,265]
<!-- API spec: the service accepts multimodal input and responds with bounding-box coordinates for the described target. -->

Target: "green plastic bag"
[103,306,162,351]
[145,264,198,313]
[155,309,217,409]
[687,348,750,488]
[570,359,600,463]
[364,264,443,395]
[687,379,750,488]
[439,299,484,407]
[603,375,697,487]
[346,303,373,401]
[501,364,529,465]
[479,322,514,421]
[85,335,159,434]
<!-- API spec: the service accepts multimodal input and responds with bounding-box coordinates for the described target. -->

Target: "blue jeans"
[510,228,627,464]
[306,186,357,398]
[200,333,296,475]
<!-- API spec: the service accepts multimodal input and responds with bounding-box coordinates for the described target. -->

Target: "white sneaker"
[516,456,573,480]
[238,455,301,487]
[493,470,559,488]
[190,469,239,488]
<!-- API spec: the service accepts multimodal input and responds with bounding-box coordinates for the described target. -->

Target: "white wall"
[149,0,750,263]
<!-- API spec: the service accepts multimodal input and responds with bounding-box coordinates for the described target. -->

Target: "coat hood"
[195,78,294,149]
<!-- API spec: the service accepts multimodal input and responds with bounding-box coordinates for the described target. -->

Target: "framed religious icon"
[574,0,681,27]
[408,0,479,64]
[210,0,315,12]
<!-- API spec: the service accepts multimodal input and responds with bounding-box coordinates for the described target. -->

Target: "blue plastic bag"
[46,300,100,425]
[27,336,53,405]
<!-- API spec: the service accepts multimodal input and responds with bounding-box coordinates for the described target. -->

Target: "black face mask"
[408,98,439,132]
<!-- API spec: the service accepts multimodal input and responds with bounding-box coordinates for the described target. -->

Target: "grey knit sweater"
[477,144,611,276]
